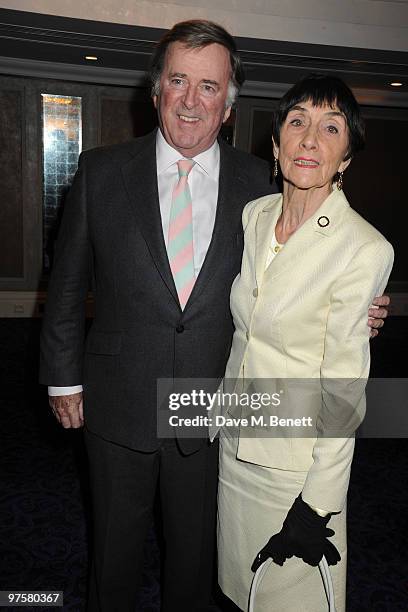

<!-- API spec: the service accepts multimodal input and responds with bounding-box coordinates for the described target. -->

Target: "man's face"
[153,42,232,157]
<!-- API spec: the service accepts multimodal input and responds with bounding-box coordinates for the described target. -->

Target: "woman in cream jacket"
[217,75,394,611]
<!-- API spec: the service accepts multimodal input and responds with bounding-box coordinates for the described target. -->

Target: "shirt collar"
[156,129,219,180]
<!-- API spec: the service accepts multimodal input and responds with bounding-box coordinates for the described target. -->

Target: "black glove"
[251,494,341,571]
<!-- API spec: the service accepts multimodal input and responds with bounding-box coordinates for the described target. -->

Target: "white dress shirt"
[156,129,219,277]
[49,129,220,397]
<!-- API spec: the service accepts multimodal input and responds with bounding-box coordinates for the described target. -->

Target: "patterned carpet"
[0,318,407,611]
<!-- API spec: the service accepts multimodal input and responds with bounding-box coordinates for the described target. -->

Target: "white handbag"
[248,556,336,612]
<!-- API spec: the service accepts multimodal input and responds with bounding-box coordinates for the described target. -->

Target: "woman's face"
[274,99,351,191]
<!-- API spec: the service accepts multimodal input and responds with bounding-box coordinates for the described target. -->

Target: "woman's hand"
[251,494,341,570]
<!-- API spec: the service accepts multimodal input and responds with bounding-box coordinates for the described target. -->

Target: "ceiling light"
[85,55,98,61]
[390,82,403,87]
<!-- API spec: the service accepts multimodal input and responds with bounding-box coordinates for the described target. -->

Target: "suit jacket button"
[176,324,185,333]
[253,288,258,298]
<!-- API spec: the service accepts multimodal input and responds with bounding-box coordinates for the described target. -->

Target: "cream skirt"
[217,425,347,612]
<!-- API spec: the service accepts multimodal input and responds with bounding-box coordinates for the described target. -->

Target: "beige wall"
[1,0,408,51]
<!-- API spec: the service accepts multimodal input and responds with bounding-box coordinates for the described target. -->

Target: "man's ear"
[272,137,279,160]
[152,95,158,110]
[223,106,232,123]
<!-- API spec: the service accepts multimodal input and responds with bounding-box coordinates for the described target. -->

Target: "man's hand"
[49,392,84,429]
[368,294,390,338]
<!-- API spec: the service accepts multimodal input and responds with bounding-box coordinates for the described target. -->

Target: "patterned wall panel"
[41,94,82,271]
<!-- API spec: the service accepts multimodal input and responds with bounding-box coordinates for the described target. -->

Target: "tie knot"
[177,159,195,178]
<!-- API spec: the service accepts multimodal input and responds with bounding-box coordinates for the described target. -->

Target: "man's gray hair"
[150,19,244,108]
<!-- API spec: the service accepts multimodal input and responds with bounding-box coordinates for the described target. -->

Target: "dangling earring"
[273,158,278,178]
[337,171,344,191]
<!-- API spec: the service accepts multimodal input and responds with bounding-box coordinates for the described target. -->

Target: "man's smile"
[178,114,200,123]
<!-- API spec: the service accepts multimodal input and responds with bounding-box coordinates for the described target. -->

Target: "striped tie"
[168,159,196,309]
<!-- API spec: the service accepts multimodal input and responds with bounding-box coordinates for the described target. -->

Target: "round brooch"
[317,216,330,227]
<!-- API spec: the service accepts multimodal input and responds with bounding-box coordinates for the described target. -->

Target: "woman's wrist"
[303,500,330,517]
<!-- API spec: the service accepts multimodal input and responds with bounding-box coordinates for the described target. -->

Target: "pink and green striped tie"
[168,159,196,309]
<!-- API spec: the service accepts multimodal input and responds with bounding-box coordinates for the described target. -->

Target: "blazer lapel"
[263,188,350,283]
[254,195,282,287]
[120,132,179,304]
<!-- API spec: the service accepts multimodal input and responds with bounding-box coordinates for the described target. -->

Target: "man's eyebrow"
[168,73,219,87]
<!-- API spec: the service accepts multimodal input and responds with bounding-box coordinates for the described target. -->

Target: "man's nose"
[182,85,198,109]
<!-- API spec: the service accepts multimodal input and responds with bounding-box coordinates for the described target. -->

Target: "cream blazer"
[215,189,394,512]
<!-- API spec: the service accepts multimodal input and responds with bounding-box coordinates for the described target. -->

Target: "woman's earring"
[337,171,344,191]
[273,158,278,178]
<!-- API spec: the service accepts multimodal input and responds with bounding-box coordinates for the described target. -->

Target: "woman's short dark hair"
[149,19,244,107]
[272,74,365,159]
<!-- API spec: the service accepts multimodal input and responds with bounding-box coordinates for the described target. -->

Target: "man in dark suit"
[40,19,388,612]
[40,20,272,612]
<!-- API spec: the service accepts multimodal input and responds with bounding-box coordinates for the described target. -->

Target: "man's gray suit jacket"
[40,129,274,454]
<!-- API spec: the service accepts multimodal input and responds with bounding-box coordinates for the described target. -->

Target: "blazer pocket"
[85,330,122,355]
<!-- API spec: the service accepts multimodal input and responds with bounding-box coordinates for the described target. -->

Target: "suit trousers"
[84,427,219,612]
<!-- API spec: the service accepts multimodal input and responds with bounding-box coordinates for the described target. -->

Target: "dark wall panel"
[346,114,407,285]
[0,89,23,277]
[100,90,158,147]
[250,107,276,163]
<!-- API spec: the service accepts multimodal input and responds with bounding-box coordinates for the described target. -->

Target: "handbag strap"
[319,556,336,612]
[248,556,336,612]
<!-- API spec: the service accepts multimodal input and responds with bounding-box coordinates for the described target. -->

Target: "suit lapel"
[120,131,179,304]
[120,135,267,310]
[186,140,251,306]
